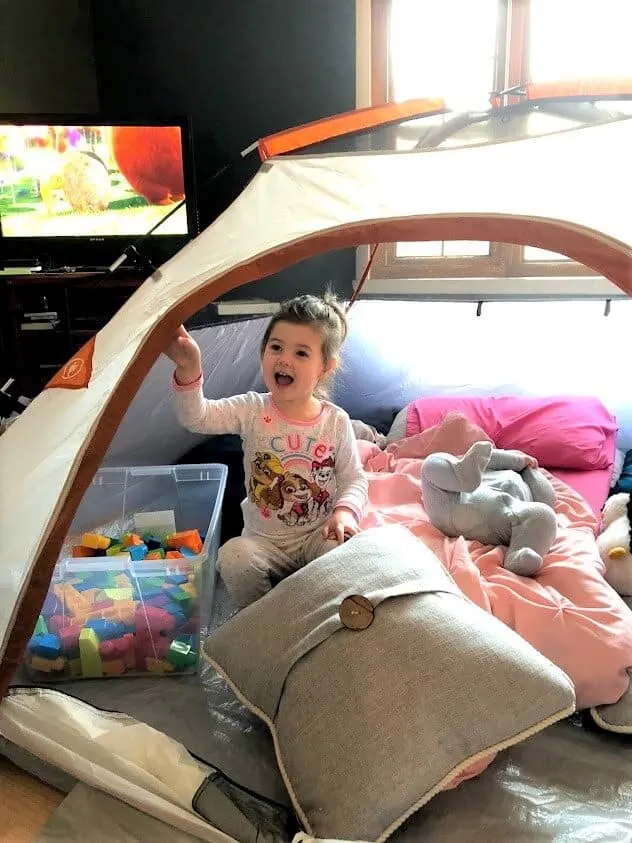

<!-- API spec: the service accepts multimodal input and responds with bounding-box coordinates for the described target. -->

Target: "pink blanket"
[357,425,632,712]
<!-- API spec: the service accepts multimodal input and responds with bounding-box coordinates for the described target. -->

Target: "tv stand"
[0,269,145,396]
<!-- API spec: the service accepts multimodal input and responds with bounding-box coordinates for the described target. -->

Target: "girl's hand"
[323,507,360,545]
[164,325,202,384]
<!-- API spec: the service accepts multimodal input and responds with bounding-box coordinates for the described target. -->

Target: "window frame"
[361,0,602,285]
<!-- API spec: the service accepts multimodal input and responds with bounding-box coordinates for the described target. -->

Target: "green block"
[79,628,103,678]
[171,589,193,616]
[166,635,197,670]
[34,615,48,636]
[106,544,124,556]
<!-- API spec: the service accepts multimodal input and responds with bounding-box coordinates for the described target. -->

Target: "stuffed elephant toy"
[422,440,557,576]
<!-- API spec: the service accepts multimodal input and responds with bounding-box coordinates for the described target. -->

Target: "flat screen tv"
[0,115,199,271]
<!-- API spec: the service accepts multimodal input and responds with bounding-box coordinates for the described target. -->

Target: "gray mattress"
[7,582,632,841]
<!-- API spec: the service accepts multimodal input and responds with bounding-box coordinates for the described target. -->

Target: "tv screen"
[0,116,198,269]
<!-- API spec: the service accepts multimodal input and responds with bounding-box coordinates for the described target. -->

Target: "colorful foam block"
[79,627,103,677]
[145,549,166,560]
[165,574,188,586]
[166,550,184,559]
[165,530,202,554]
[129,544,148,561]
[58,625,83,651]
[166,635,198,669]
[145,594,172,609]
[31,655,66,673]
[85,619,126,640]
[122,532,144,547]
[102,659,126,676]
[171,589,193,616]
[145,657,174,674]
[80,532,111,550]
[106,543,125,556]
[104,587,134,601]
[34,615,48,636]
[72,545,96,558]
[135,606,176,634]
[29,633,61,659]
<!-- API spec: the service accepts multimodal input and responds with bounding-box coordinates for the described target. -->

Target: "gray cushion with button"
[202,525,576,843]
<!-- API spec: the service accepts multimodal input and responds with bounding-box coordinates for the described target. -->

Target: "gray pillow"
[203,525,576,843]
[386,406,408,444]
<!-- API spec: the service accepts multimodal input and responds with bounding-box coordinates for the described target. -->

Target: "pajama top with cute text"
[172,377,368,542]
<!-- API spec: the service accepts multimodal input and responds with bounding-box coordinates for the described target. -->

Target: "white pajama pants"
[217,529,338,610]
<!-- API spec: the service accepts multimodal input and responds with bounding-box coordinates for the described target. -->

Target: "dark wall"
[0,0,98,112]
[90,0,357,302]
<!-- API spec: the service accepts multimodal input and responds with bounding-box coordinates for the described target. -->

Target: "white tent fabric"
[1,118,631,669]
[0,118,631,839]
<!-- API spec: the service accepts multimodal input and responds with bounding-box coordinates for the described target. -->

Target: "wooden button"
[339,595,374,630]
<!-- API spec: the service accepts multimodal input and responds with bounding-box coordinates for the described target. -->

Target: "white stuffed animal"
[597,492,632,596]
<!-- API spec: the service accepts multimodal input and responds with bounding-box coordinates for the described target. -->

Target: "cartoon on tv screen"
[0,124,189,237]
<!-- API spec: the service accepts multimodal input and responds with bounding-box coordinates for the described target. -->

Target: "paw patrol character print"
[311,456,335,516]
[278,472,321,527]
[249,452,285,511]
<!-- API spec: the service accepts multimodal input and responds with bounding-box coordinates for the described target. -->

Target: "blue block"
[179,546,196,558]
[28,633,61,659]
[129,544,148,561]
[85,619,126,641]
[137,586,164,600]
[146,594,171,609]
[165,574,188,585]
[166,609,188,629]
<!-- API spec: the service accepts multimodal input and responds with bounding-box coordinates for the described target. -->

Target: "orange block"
[166,530,202,554]
[72,546,96,558]
[166,550,184,559]
[122,533,144,547]
[102,659,126,676]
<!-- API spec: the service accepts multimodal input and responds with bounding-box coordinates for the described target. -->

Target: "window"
[362,0,632,291]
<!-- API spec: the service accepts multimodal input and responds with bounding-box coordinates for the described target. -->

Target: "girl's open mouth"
[274,373,294,386]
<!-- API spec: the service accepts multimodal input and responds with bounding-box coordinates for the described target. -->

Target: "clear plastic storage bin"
[25,463,227,682]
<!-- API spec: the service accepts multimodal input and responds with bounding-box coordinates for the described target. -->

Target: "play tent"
[1,87,631,840]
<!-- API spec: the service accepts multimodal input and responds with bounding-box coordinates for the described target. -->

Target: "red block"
[48,614,72,634]
[135,606,176,634]
[58,624,82,651]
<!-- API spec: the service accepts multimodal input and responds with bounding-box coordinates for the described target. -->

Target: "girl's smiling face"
[261,320,334,410]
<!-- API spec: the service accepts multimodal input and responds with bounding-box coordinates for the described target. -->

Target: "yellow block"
[104,588,134,601]
[80,532,111,550]
[31,655,66,673]
[145,657,174,674]
[79,627,103,678]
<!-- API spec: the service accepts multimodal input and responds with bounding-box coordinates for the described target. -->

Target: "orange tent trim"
[257,98,447,159]
[527,79,632,101]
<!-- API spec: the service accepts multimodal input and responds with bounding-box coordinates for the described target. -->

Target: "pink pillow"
[406,395,617,471]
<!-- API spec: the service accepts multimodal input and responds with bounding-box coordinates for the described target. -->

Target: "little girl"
[164,293,368,610]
